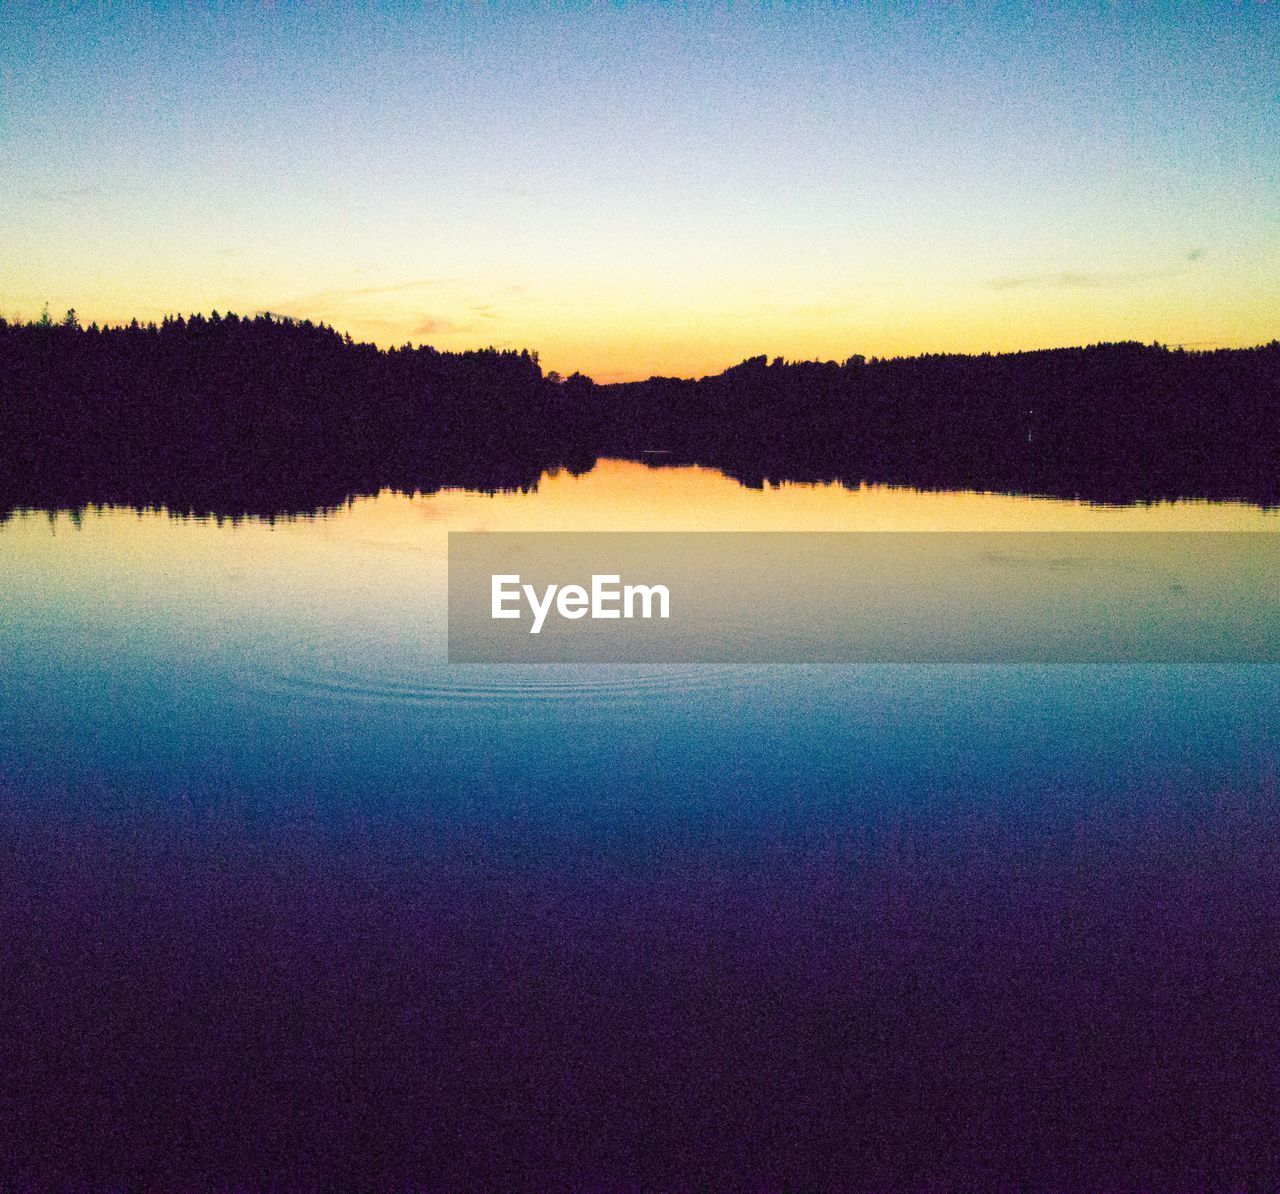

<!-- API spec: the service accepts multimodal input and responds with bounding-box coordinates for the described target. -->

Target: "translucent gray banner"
[447,532,1280,663]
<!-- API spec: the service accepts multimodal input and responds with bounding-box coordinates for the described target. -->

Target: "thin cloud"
[345,278,455,298]
[254,309,343,324]
[413,316,464,335]
[277,278,456,313]
[415,304,508,336]
[255,310,410,337]
[990,250,1207,292]
[988,266,1198,291]
[988,270,1171,291]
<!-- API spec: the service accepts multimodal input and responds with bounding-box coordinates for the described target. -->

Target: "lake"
[2,459,1279,1187]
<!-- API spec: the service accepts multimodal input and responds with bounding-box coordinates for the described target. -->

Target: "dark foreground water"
[2,463,1279,1189]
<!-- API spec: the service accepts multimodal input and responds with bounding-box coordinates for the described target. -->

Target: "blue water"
[2,479,1279,1187]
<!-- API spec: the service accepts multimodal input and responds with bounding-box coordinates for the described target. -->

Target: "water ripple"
[258,660,738,711]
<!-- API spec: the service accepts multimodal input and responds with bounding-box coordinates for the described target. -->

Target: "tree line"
[1,310,1277,518]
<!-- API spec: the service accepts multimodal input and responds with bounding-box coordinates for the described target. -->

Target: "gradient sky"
[1,2,1276,381]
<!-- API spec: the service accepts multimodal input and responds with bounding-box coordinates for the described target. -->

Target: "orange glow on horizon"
[10,292,1277,386]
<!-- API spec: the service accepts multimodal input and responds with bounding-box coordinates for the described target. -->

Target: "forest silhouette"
[2,309,1277,519]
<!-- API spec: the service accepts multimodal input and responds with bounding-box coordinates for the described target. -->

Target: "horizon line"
[6,305,1277,386]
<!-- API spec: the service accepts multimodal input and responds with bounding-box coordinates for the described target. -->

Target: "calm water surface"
[2,461,1279,1187]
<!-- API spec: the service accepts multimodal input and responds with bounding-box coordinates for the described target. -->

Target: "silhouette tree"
[0,311,1277,519]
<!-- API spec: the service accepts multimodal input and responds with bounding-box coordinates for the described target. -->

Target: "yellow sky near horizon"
[3,5,1277,381]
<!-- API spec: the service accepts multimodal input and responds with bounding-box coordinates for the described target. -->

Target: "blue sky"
[2,2,1276,378]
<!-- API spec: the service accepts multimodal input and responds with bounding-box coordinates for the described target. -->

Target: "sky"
[1,2,1276,381]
